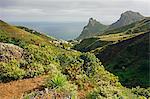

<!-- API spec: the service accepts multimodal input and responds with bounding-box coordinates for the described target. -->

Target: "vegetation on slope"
[95,32,150,88]
[74,37,111,52]
[73,18,150,90]
[0,20,149,98]
[74,32,143,52]
[0,20,52,46]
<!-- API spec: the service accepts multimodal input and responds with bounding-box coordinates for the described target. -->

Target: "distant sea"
[9,22,86,40]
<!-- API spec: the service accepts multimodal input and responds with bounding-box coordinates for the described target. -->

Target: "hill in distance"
[76,11,145,40]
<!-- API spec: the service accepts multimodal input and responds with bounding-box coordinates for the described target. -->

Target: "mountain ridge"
[76,11,146,40]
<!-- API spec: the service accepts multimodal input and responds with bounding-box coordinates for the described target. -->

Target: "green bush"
[44,71,78,98]
[132,86,150,98]
[0,60,26,81]
[45,72,67,89]
[80,52,102,76]
[63,59,84,80]
[57,53,75,67]
[25,62,45,77]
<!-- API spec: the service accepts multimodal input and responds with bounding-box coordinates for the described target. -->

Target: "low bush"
[0,60,26,81]
[25,62,45,77]
[80,52,102,77]
[45,72,67,89]
[132,86,150,98]
[44,71,77,98]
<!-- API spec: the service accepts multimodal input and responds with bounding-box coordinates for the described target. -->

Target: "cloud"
[1,0,150,24]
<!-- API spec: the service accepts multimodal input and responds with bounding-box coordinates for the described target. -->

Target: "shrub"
[132,86,150,98]
[25,62,45,77]
[24,44,55,65]
[0,60,26,81]
[45,70,78,98]
[80,52,102,76]
[57,53,75,67]
[45,72,67,89]
[63,59,84,80]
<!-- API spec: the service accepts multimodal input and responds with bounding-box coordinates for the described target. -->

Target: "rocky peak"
[76,18,108,40]
[88,18,99,26]
[109,11,145,29]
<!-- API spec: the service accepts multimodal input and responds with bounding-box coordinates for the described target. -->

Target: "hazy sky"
[1,0,150,24]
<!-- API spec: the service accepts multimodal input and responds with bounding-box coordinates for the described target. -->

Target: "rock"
[45,88,49,94]
[0,43,24,62]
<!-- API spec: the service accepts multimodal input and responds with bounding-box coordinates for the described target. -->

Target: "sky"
[0,0,150,24]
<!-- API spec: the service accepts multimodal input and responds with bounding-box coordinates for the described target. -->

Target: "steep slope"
[0,20,147,98]
[95,32,150,87]
[104,17,150,35]
[109,11,145,29]
[76,18,108,40]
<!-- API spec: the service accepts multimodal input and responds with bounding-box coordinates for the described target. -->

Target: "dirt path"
[0,76,47,99]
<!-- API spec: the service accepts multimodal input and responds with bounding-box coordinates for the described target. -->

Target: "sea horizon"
[9,21,87,40]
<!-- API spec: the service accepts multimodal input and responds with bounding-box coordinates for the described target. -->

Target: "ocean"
[9,22,86,40]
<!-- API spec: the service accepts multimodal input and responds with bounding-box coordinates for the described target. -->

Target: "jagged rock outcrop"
[76,18,108,40]
[109,11,145,29]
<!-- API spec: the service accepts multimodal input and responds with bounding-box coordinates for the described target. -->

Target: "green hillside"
[74,37,111,52]
[1,20,149,98]
[74,32,143,52]
[95,32,150,88]
[0,20,53,46]
[73,18,150,88]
